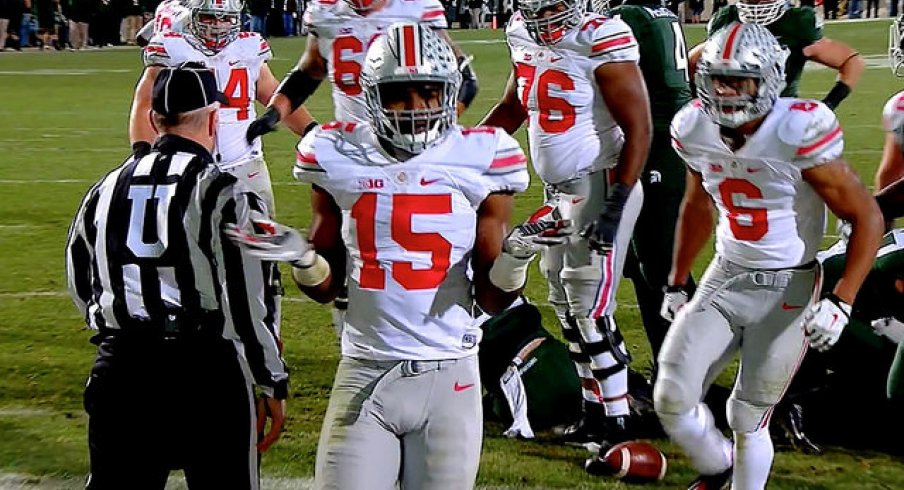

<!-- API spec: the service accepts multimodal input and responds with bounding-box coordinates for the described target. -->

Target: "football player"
[589,0,693,377]
[129,0,316,213]
[229,23,562,490]
[876,17,904,191]
[243,0,479,143]
[481,0,652,450]
[136,0,192,47]
[689,0,863,111]
[656,23,882,489]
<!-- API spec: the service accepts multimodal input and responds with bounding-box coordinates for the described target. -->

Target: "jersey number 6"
[719,178,768,241]
[351,193,453,290]
[515,63,576,134]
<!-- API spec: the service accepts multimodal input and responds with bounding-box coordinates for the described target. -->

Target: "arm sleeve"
[216,185,289,399]
[293,129,330,189]
[143,35,172,66]
[484,130,530,194]
[669,102,703,172]
[421,0,448,28]
[585,18,640,68]
[65,184,100,322]
[883,93,904,148]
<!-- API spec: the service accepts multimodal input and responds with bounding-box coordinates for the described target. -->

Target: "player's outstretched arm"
[804,39,863,109]
[294,184,345,303]
[256,64,317,138]
[804,160,883,303]
[473,192,523,314]
[668,169,713,287]
[129,66,162,156]
[479,67,528,135]
[247,38,327,144]
[435,29,478,116]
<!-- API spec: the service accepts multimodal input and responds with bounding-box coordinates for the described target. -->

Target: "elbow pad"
[277,69,324,112]
[457,56,479,108]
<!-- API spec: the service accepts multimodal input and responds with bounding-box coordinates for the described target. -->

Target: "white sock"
[659,403,733,475]
[733,427,773,490]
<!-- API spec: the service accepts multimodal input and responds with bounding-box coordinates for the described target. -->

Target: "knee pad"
[727,395,774,433]
[574,316,630,378]
[653,372,697,417]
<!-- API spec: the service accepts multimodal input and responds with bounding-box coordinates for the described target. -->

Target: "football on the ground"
[596,440,667,482]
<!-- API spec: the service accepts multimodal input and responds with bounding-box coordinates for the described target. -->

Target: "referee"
[66,63,289,490]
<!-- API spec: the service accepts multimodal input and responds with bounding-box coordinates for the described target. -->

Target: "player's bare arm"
[294,184,345,303]
[128,65,163,155]
[877,132,904,190]
[480,68,528,134]
[804,38,864,88]
[595,62,652,186]
[473,192,522,314]
[247,37,326,143]
[256,63,316,136]
[803,160,883,303]
[668,169,714,287]
[687,43,705,91]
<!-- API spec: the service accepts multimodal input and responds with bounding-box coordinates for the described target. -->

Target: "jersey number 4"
[515,63,576,134]
[351,193,453,290]
[719,178,767,241]
[223,67,252,120]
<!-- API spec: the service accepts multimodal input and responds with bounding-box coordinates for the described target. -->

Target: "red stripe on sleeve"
[296,151,319,165]
[796,126,842,156]
[591,35,633,53]
[490,154,527,169]
[422,9,445,19]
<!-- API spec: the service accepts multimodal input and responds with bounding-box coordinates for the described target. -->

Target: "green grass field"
[1,18,903,489]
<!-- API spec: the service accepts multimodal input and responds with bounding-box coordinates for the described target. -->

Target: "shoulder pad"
[418,0,448,26]
[575,15,639,62]
[233,31,272,59]
[670,99,707,151]
[883,91,904,133]
[458,126,529,194]
[776,99,843,163]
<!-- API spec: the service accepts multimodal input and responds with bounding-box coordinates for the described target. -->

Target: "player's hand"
[225,211,314,266]
[245,107,281,144]
[582,183,631,253]
[503,219,574,259]
[256,395,286,453]
[660,285,690,322]
[802,294,852,352]
[871,317,904,344]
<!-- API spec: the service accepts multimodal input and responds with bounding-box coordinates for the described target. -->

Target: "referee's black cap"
[152,62,228,117]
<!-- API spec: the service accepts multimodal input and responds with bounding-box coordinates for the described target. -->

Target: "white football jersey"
[506,12,639,185]
[671,98,843,269]
[883,90,904,149]
[294,123,529,360]
[144,31,273,166]
[303,0,448,122]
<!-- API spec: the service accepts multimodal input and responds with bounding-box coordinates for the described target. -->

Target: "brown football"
[602,440,667,483]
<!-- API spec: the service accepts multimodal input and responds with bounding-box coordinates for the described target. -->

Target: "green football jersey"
[707,5,823,97]
[819,230,904,324]
[611,4,692,131]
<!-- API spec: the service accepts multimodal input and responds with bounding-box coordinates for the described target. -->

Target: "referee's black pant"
[84,332,258,490]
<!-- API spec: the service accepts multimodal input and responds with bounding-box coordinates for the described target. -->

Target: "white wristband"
[489,252,535,292]
[291,254,330,287]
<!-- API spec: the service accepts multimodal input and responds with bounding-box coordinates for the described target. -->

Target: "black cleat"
[687,467,732,490]
[596,415,632,454]
[560,401,606,446]
[773,402,823,455]
[583,454,613,476]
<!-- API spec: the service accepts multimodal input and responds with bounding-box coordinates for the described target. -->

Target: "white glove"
[503,219,574,259]
[660,285,689,322]
[836,219,852,244]
[803,295,852,352]
[224,211,315,266]
[871,317,904,344]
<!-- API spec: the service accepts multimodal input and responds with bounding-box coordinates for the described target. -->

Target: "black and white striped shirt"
[65,135,288,398]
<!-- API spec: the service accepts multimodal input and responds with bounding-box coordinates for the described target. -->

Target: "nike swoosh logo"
[453,382,474,392]
[782,303,803,310]
[248,171,261,178]
[550,55,563,63]
[420,177,441,186]
[229,60,240,66]
[747,167,764,173]
[571,197,585,204]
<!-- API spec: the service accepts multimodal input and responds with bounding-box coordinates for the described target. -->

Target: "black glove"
[131,141,152,158]
[582,182,631,253]
[246,107,281,144]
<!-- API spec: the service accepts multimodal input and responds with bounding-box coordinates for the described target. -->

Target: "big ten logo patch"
[358,178,384,190]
